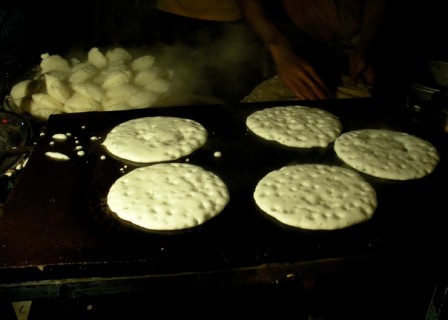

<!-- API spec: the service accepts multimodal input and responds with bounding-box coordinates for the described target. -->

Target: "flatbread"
[246,105,342,148]
[102,116,207,163]
[334,129,440,180]
[107,163,229,231]
[253,164,377,230]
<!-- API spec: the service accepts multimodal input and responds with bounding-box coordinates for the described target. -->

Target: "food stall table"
[0,98,447,303]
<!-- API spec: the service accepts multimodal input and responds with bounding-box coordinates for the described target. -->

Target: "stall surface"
[0,98,447,308]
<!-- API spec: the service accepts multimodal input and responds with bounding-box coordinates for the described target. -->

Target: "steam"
[153,24,263,103]
[44,23,264,105]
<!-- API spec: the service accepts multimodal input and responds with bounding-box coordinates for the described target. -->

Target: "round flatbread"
[334,129,440,180]
[107,163,229,231]
[254,164,377,230]
[246,105,342,148]
[102,116,207,163]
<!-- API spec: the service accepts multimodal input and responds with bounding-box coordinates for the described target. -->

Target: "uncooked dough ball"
[45,74,71,104]
[32,93,64,111]
[102,70,131,90]
[106,47,132,64]
[71,82,106,102]
[11,96,33,113]
[134,68,161,87]
[45,70,70,82]
[127,90,159,108]
[69,63,99,83]
[40,53,71,74]
[106,83,139,102]
[102,99,131,111]
[131,55,156,72]
[87,47,108,69]
[10,79,42,100]
[144,78,170,94]
[28,99,62,121]
[63,93,101,112]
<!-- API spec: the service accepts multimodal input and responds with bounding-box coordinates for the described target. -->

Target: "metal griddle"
[1,98,447,298]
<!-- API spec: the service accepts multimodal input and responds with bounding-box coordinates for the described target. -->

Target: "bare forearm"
[239,0,291,52]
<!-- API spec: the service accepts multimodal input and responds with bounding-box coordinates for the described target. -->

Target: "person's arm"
[239,0,331,100]
[349,0,387,85]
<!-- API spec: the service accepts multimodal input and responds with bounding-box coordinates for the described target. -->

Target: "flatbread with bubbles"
[254,164,377,230]
[334,129,440,180]
[102,116,207,163]
[107,163,229,231]
[246,105,342,148]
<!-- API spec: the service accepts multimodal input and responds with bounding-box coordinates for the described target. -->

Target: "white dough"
[8,46,176,121]
[254,164,377,230]
[40,54,71,74]
[32,93,64,111]
[102,116,208,163]
[144,78,171,94]
[10,79,42,100]
[87,47,108,69]
[28,99,62,120]
[72,82,106,102]
[131,55,156,71]
[334,129,440,180]
[45,74,71,103]
[102,70,131,90]
[246,105,342,148]
[102,100,131,111]
[106,47,132,63]
[69,63,99,83]
[107,163,229,231]
[106,83,139,102]
[134,68,161,87]
[127,90,159,108]
[63,93,101,113]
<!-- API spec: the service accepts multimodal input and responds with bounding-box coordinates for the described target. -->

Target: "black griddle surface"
[1,98,447,284]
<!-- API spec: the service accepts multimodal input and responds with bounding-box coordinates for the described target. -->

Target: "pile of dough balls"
[9,47,173,121]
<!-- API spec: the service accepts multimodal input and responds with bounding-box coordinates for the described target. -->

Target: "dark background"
[6,0,448,70]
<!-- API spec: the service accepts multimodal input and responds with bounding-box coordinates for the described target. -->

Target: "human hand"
[271,46,332,100]
[349,50,375,87]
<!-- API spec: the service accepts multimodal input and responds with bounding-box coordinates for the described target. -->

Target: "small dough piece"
[144,78,171,94]
[134,68,161,87]
[69,63,99,83]
[102,70,131,90]
[102,116,208,163]
[131,55,156,72]
[107,163,229,231]
[40,54,71,74]
[127,90,159,108]
[106,47,132,64]
[254,164,377,230]
[72,82,106,102]
[334,129,440,180]
[102,100,130,111]
[246,105,342,148]
[10,79,42,100]
[106,83,139,102]
[32,93,64,111]
[87,47,108,69]
[27,99,62,120]
[63,93,101,113]
[45,74,71,103]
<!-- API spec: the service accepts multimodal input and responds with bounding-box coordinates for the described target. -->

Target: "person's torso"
[155,0,242,21]
[281,0,363,44]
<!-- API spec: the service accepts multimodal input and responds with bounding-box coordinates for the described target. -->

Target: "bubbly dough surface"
[107,163,229,231]
[254,164,377,230]
[334,129,440,180]
[102,116,208,163]
[246,105,342,148]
